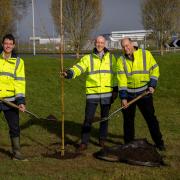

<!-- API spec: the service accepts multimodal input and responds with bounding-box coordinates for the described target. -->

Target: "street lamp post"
[32,0,36,55]
[60,0,65,156]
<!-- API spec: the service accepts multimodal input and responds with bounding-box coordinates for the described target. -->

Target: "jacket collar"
[93,47,109,55]
[0,51,17,59]
[124,48,139,61]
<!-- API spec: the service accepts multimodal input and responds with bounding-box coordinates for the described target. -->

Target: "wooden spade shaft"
[1,99,40,119]
[93,91,149,123]
[0,99,59,122]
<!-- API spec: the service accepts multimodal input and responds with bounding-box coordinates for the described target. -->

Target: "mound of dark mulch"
[94,139,165,167]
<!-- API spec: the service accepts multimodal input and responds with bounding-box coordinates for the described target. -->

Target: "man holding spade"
[0,34,26,160]
[117,37,165,151]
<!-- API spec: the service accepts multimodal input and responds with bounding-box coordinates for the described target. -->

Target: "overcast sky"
[18,0,143,41]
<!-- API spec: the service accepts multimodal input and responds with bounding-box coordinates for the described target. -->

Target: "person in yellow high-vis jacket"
[62,36,118,150]
[0,34,27,160]
[117,37,165,151]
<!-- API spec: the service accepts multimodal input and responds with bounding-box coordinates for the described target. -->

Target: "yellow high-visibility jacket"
[117,48,159,98]
[69,50,117,96]
[0,53,25,103]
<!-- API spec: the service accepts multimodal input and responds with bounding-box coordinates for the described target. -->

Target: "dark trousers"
[81,102,111,145]
[122,95,164,146]
[1,108,20,138]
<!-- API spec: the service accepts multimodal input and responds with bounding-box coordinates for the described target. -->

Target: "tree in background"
[141,0,180,55]
[0,0,13,41]
[12,0,31,20]
[51,0,102,58]
[0,0,31,48]
[12,0,31,50]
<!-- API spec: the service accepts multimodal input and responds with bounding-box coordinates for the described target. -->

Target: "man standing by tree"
[62,36,117,150]
[0,34,26,160]
[117,37,165,151]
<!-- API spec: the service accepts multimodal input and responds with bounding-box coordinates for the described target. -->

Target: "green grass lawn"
[0,52,180,179]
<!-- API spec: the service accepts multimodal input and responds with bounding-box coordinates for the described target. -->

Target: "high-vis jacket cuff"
[16,97,25,105]
[149,78,158,88]
[65,70,74,79]
[119,90,128,99]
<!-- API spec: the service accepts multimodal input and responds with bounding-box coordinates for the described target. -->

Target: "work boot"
[155,141,166,151]
[156,144,166,151]
[11,137,28,161]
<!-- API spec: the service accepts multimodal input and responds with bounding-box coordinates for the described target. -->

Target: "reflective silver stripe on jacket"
[121,56,128,76]
[3,94,25,102]
[0,72,14,77]
[90,54,94,72]
[15,77,25,81]
[142,49,146,71]
[89,70,114,75]
[149,64,158,71]
[117,71,126,74]
[118,87,128,91]
[74,64,84,74]
[14,57,20,76]
[0,57,23,79]
[89,53,114,75]
[16,93,25,97]
[127,85,148,93]
[110,53,113,73]
[129,71,149,75]
[118,70,149,76]
[150,76,158,80]
[86,92,112,99]
[4,97,16,101]
[121,49,148,76]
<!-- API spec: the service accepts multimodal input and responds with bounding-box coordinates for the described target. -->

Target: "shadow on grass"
[20,116,124,148]
[0,147,12,158]
[20,117,82,145]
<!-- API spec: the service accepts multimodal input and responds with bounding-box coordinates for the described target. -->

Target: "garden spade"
[0,99,57,121]
[93,91,149,124]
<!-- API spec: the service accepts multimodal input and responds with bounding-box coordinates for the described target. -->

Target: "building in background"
[29,37,61,45]
[28,30,154,53]
[107,30,152,49]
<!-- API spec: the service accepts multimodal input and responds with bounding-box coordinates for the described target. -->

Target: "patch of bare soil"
[0,139,83,160]
[42,143,83,159]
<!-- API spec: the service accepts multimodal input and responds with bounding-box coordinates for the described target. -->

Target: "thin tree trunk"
[160,43,164,56]
[76,45,80,59]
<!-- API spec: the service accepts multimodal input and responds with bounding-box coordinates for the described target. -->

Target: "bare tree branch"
[0,0,13,41]
[51,0,102,58]
[141,0,180,55]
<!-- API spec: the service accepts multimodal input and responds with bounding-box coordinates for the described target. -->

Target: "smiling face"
[2,38,15,54]
[121,38,135,55]
[95,36,106,53]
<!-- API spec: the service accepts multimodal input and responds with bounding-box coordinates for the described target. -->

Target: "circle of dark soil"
[44,150,83,159]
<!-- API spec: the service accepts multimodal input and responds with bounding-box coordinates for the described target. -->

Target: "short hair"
[120,37,133,46]
[2,34,15,44]
[95,35,106,43]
